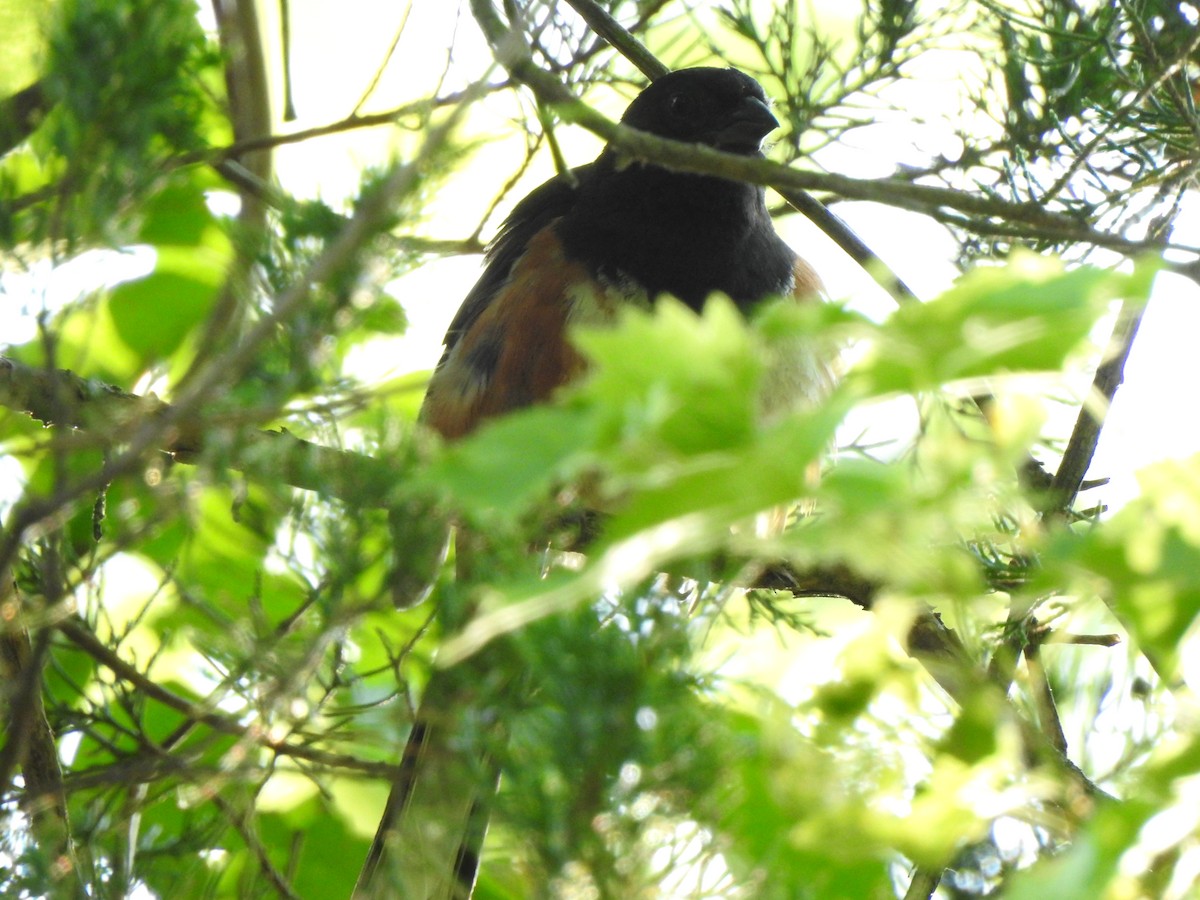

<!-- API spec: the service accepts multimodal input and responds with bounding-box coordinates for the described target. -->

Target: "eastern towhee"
[361,68,829,899]
[420,66,825,440]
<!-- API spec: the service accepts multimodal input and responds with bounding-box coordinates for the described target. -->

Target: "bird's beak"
[712,95,779,153]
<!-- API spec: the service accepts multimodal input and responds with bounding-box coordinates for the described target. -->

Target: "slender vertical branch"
[1048,296,1147,517]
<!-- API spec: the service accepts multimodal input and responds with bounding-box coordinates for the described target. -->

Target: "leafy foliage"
[0,0,1197,898]
[31,0,219,247]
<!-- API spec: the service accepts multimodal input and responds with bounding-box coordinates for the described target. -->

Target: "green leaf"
[1004,799,1156,900]
[1042,454,1200,679]
[43,640,97,712]
[858,256,1125,396]
[358,295,408,335]
[706,704,896,899]
[600,402,838,543]
[423,404,600,520]
[0,0,44,95]
[135,484,311,644]
[120,786,226,896]
[137,175,219,247]
[573,295,764,456]
[257,802,363,900]
[107,243,226,363]
[5,296,141,381]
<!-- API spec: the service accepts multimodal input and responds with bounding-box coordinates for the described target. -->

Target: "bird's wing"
[421,170,601,439]
[436,166,590,362]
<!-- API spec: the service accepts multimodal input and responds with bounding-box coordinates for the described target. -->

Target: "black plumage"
[422,67,821,439]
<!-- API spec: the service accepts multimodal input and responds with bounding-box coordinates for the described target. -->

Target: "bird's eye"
[667,92,694,118]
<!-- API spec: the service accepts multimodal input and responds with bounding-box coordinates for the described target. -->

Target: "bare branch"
[1047,296,1147,517]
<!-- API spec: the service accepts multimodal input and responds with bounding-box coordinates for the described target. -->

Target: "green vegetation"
[1,1,1197,897]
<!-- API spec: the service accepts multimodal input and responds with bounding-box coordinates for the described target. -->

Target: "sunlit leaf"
[108,244,228,363]
[857,256,1126,396]
[1042,455,1200,679]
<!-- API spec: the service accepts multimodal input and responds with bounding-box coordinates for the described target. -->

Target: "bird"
[420,65,826,441]
[357,66,828,900]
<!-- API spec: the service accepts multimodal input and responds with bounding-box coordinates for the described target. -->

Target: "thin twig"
[0,624,81,886]
[353,0,415,115]
[903,866,942,900]
[561,0,669,80]
[1048,632,1122,647]
[56,618,396,778]
[1025,641,1069,755]
[1047,295,1147,517]
[1043,24,1200,201]
[209,792,304,900]
[0,357,404,505]
[469,3,1200,269]
[0,84,486,586]
[196,85,508,165]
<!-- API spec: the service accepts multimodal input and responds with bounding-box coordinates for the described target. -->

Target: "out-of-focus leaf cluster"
[6,0,221,248]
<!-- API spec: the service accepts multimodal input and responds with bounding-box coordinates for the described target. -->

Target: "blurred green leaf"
[423,405,600,520]
[1005,799,1156,900]
[0,0,45,94]
[6,296,141,381]
[42,640,97,713]
[359,295,408,336]
[573,296,765,455]
[1042,455,1200,679]
[707,704,896,899]
[137,175,221,247]
[858,256,1124,396]
[108,244,228,364]
[1,0,1195,895]
[257,802,363,900]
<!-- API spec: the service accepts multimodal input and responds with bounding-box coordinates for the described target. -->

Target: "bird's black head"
[619,67,778,155]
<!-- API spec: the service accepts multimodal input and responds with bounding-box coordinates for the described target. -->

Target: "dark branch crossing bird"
[355,67,830,899]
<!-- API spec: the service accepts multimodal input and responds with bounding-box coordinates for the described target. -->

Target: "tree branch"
[56,617,396,779]
[903,866,942,900]
[469,1,1199,266]
[0,357,402,506]
[201,0,276,358]
[209,791,303,900]
[561,0,669,80]
[0,613,82,897]
[0,84,485,588]
[1047,296,1147,517]
[190,83,511,168]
